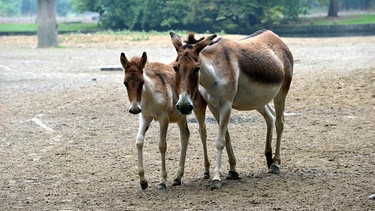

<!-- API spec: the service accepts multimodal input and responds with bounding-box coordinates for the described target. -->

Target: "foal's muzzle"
[129,107,141,114]
[176,94,194,115]
[129,102,141,114]
[176,103,193,115]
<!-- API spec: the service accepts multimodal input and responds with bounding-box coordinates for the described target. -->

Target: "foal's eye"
[194,67,200,73]
[173,66,179,73]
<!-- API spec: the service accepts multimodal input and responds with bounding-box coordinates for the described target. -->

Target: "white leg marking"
[136,115,152,189]
[212,103,232,182]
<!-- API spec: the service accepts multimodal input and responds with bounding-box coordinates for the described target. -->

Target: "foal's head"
[120,52,147,114]
[170,32,216,115]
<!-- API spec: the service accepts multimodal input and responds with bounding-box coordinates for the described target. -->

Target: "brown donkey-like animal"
[170,30,294,189]
[120,52,209,190]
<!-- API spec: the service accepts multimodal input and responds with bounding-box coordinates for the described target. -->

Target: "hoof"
[268,164,280,174]
[210,180,222,189]
[172,178,181,186]
[140,181,148,190]
[226,171,241,180]
[203,172,210,179]
[158,183,167,190]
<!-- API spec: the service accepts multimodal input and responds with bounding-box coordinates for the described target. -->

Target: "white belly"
[199,81,280,111]
[232,82,281,110]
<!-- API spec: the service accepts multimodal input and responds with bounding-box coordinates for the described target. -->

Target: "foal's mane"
[184,32,220,47]
[184,32,204,45]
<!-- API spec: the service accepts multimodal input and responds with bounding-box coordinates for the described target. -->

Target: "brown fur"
[120,51,210,189]
[170,30,294,189]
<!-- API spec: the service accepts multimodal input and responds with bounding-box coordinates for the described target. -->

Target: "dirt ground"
[0,32,374,210]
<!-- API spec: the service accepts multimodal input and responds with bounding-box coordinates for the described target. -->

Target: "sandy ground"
[0,33,374,210]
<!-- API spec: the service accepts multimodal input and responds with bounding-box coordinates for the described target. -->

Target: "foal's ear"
[120,52,129,69]
[195,34,217,53]
[139,52,147,69]
[170,32,182,51]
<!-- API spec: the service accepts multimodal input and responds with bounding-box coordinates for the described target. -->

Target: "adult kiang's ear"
[195,34,217,53]
[170,32,182,52]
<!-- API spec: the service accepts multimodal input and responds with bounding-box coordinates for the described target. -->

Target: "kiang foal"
[170,30,294,189]
[120,52,208,190]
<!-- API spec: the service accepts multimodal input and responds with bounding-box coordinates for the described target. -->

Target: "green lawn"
[299,13,375,26]
[0,22,99,32]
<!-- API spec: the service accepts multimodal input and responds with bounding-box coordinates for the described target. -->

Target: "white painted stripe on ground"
[31,117,54,133]
[0,64,12,71]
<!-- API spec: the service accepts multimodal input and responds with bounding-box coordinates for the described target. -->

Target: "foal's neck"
[141,72,156,99]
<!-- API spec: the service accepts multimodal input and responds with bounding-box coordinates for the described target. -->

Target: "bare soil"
[0,33,374,210]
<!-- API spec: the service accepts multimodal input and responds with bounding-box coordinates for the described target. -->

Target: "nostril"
[188,105,193,111]
[129,108,141,114]
[176,104,181,111]
[135,108,141,114]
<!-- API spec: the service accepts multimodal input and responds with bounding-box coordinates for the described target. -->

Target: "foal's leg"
[158,118,169,190]
[172,117,190,186]
[136,115,152,190]
[193,93,210,179]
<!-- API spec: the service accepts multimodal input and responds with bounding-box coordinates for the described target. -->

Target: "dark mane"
[184,32,204,44]
[182,43,193,49]
[209,37,222,46]
[239,29,268,41]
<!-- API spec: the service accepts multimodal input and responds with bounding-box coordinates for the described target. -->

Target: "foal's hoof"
[268,164,280,174]
[140,181,148,190]
[172,178,181,186]
[226,171,241,180]
[210,180,222,189]
[158,183,167,190]
[203,172,210,179]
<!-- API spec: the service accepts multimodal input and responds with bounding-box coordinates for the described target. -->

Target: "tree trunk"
[37,0,58,48]
[328,0,339,17]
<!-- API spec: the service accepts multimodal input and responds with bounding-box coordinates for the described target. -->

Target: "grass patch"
[299,13,375,26]
[0,21,224,36]
[94,29,190,36]
[0,23,37,32]
[0,22,99,32]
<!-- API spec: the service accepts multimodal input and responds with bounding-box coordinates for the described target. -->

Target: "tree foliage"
[2,0,373,33]
[69,0,315,33]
